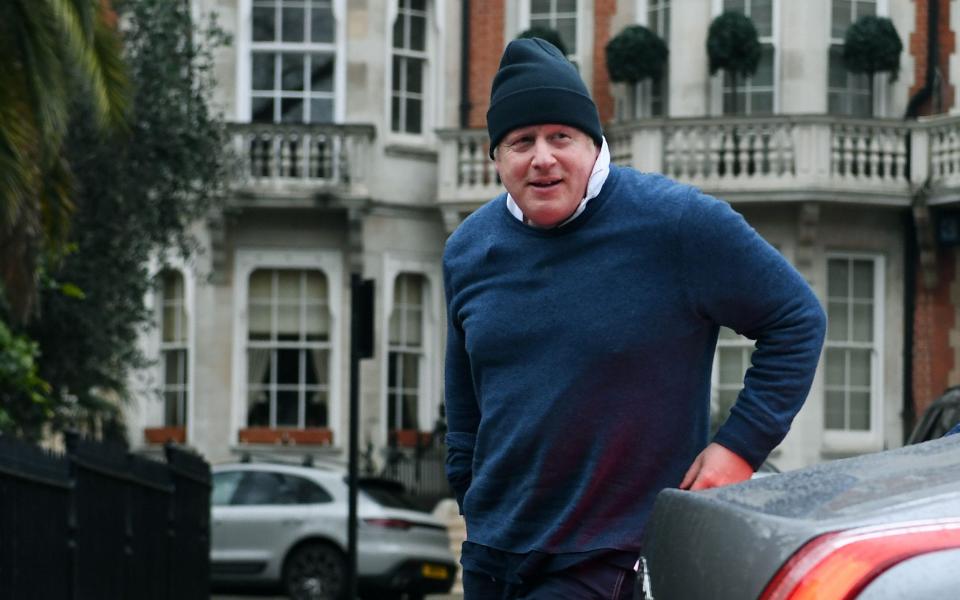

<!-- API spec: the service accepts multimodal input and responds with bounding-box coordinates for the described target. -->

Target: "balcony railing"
[229,122,375,197]
[439,114,960,208]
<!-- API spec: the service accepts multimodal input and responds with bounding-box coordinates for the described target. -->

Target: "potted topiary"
[843,15,903,116]
[706,11,762,114]
[517,26,568,56]
[605,24,668,117]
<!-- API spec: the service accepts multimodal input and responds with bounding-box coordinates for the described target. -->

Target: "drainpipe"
[459,0,471,128]
[903,0,941,440]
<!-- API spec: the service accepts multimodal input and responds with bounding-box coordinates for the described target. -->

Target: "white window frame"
[384,0,445,145]
[710,0,780,115]
[710,326,755,434]
[631,0,670,118]
[136,258,196,445]
[232,249,344,443]
[159,270,190,429]
[236,0,347,123]
[822,252,885,454]
[380,256,442,445]
[511,0,593,91]
[827,0,889,118]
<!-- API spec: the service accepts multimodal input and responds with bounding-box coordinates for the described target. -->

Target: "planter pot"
[238,427,333,445]
[391,429,433,448]
[144,426,186,444]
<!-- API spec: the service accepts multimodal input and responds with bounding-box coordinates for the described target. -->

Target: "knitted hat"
[487,37,602,158]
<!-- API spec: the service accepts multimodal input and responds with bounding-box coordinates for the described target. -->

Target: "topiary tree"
[605,25,669,84]
[843,15,903,116]
[706,11,762,114]
[517,26,568,56]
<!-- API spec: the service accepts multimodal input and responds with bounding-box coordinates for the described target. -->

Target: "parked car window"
[359,479,420,511]
[289,475,334,504]
[211,471,244,506]
[232,470,300,505]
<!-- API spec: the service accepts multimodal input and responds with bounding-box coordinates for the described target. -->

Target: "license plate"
[420,563,449,580]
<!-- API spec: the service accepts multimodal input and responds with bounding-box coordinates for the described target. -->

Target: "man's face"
[494,124,600,228]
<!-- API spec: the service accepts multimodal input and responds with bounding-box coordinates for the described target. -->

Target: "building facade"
[128,0,960,473]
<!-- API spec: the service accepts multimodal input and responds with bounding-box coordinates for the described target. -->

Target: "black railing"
[381,432,452,510]
[0,433,210,599]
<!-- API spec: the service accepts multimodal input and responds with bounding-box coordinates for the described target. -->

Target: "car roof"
[644,436,960,600]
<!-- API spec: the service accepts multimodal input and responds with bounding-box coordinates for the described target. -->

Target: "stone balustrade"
[437,115,960,209]
[229,122,375,197]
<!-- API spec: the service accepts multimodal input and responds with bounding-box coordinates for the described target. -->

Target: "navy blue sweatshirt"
[443,165,826,561]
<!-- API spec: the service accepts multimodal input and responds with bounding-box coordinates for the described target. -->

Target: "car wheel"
[283,542,346,600]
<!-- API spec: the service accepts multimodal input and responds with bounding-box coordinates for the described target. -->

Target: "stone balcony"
[437,114,960,215]
[228,122,376,208]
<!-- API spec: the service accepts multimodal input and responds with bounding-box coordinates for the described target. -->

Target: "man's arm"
[442,268,480,513]
[679,191,827,484]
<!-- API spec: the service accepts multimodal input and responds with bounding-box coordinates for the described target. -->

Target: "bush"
[706,11,761,77]
[605,25,669,84]
[843,15,902,81]
[517,26,568,56]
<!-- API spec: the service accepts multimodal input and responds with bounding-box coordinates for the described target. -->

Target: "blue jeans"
[463,559,637,600]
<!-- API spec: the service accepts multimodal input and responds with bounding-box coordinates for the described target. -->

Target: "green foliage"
[0,0,131,322]
[605,25,669,84]
[843,15,903,81]
[706,11,761,77]
[18,0,232,441]
[517,26,568,56]
[0,319,52,439]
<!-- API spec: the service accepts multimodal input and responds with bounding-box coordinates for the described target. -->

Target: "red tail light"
[363,518,413,530]
[759,518,960,600]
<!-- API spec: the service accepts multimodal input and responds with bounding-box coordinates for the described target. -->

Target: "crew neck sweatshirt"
[442,165,826,578]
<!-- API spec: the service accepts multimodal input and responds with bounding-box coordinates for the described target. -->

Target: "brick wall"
[912,248,957,416]
[592,0,616,123]
[467,0,505,128]
[909,0,955,115]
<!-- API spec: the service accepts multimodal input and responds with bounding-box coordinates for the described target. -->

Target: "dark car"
[642,436,960,599]
[907,385,960,444]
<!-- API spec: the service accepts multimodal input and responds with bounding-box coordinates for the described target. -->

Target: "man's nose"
[530,138,557,169]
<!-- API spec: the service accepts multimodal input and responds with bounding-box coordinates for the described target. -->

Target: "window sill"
[238,427,334,446]
[144,426,187,445]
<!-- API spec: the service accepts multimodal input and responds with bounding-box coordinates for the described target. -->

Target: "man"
[443,38,826,599]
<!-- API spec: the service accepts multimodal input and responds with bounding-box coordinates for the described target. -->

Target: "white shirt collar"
[506,136,611,228]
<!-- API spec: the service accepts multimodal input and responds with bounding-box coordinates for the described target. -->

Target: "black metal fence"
[0,432,210,599]
[381,434,451,510]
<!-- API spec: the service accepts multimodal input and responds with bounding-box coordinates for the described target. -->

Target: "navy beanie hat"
[487,37,602,158]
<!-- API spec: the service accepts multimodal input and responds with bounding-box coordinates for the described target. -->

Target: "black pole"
[459,0,471,128]
[347,272,361,600]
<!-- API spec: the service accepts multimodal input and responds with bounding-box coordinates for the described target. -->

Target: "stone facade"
[128,0,960,474]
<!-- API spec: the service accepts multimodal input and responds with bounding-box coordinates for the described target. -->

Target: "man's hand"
[679,443,754,491]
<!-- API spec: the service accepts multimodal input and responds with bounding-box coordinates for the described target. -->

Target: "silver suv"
[211,462,457,600]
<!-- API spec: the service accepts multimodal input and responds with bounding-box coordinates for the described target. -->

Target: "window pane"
[833,0,853,38]
[827,301,848,341]
[249,303,272,339]
[388,351,400,388]
[276,390,299,426]
[252,97,275,123]
[281,5,305,42]
[750,91,773,115]
[308,98,333,123]
[410,0,426,10]
[281,95,304,122]
[410,13,426,52]
[824,390,846,429]
[310,54,334,92]
[402,394,418,429]
[828,259,849,296]
[716,389,738,421]
[393,12,404,47]
[407,305,423,345]
[852,303,873,342]
[849,349,871,387]
[391,96,401,132]
[164,391,182,426]
[751,0,773,37]
[825,348,845,386]
[853,261,873,299]
[531,0,551,12]
[253,52,276,90]
[556,17,577,54]
[247,390,270,426]
[306,391,327,426]
[829,45,847,87]
[849,391,871,430]
[392,56,402,92]
[310,4,334,43]
[281,54,305,91]
[212,471,243,506]
[276,348,300,384]
[725,0,746,14]
[403,353,419,388]
[248,349,272,385]
[405,98,422,134]
[719,348,744,384]
[307,349,328,384]
[407,58,423,93]
[253,5,276,41]
[277,270,300,302]
[305,304,330,341]
[165,349,186,385]
[754,47,774,85]
[859,1,876,18]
